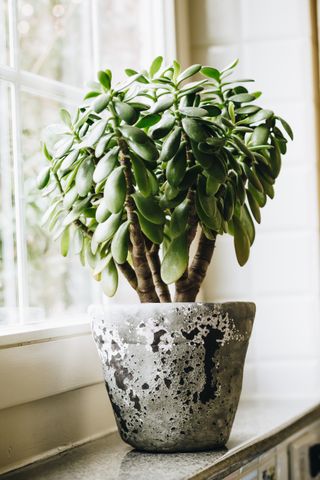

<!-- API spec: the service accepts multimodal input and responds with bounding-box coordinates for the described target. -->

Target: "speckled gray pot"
[90,302,255,453]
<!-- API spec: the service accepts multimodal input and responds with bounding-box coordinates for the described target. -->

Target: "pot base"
[91,302,255,452]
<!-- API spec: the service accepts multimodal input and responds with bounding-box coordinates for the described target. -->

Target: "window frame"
[0,0,179,441]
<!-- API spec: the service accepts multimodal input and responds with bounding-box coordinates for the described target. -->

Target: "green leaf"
[229,93,256,103]
[179,106,207,117]
[201,105,221,117]
[132,192,165,225]
[149,114,175,140]
[201,66,220,81]
[98,70,111,90]
[231,135,254,160]
[73,229,84,255]
[233,216,250,266]
[53,136,73,158]
[197,176,217,218]
[61,149,80,171]
[120,125,149,144]
[93,212,122,243]
[182,118,207,142]
[161,233,188,284]
[84,119,108,147]
[166,142,187,187]
[137,211,163,244]
[93,253,112,276]
[95,133,113,158]
[103,166,126,213]
[276,116,293,140]
[93,146,119,183]
[243,164,263,193]
[101,259,118,297]
[111,221,129,264]
[37,167,50,189]
[150,94,174,114]
[240,109,274,125]
[128,139,159,163]
[195,194,221,231]
[223,183,235,221]
[177,64,201,84]
[269,137,281,178]
[131,153,151,197]
[241,204,255,245]
[149,56,163,77]
[60,227,70,257]
[60,109,72,128]
[76,157,94,196]
[206,174,220,195]
[115,101,138,125]
[160,127,181,161]
[93,93,110,113]
[169,199,190,239]
[221,58,239,74]
[63,186,78,210]
[251,125,269,146]
[236,105,260,115]
[136,113,161,129]
[96,199,111,223]
[246,189,261,223]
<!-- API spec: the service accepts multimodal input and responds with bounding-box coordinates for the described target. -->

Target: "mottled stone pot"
[90,302,255,453]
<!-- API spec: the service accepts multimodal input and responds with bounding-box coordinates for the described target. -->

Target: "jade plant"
[38,58,292,303]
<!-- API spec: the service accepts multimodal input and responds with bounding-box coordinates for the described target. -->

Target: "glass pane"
[95,0,145,82]
[17,0,90,86]
[0,81,18,325]
[20,90,93,321]
[0,0,10,66]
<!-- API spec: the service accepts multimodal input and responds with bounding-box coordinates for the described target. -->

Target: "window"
[0,0,171,327]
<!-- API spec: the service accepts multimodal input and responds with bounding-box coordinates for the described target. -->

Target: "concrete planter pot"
[90,302,255,452]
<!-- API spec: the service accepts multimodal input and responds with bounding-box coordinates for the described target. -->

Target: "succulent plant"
[38,57,293,303]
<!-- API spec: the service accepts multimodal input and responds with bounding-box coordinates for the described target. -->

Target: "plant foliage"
[39,58,292,303]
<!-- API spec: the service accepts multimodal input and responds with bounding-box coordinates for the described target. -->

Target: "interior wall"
[187,0,320,399]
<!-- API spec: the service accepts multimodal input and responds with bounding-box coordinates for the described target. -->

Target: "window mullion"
[8,0,29,324]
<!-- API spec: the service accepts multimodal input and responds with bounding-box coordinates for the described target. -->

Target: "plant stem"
[117,261,138,291]
[175,231,216,302]
[118,137,160,303]
[146,243,171,303]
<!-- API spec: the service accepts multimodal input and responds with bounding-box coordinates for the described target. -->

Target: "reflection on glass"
[96,0,144,81]
[0,0,10,66]
[18,0,89,86]
[0,82,18,324]
[20,90,92,320]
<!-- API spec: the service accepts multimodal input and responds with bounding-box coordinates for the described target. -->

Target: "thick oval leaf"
[128,139,159,162]
[246,189,261,223]
[177,64,201,84]
[98,70,111,90]
[195,194,221,232]
[76,157,94,196]
[111,220,129,264]
[131,153,151,197]
[37,167,50,190]
[149,56,163,77]
[243,164,263,193]
[202,105,221,117]
[104,166,126,213]
[269,137,281,178]
[93,93,110,113]
[95,133,113,158]
[233,217,250,266]
[149,114,175,139]
[161,234,188,284]
[166,142,187,187]
[54,136,73,158]
[251,125,269,146]
[136,113,161,129]
[101,259,118,297]
[93,146,119,183]
[201,66,220,81]
[276,116,293,140]
[150,94,174,114]
[229,93,256,103]
[60,227,70,257]
[137,211,163,244]
[240,109,274,125]
[96,199,111,223]
[179,106,207,117]
[197,176,217,218]
[121,125,149,144]
[169,199,190,239]
[84,119,108,147]
[132,192,165,224]
[93,212,122,243]
[182,118,207,142]
[115,101,138,125]
[161,127,181,161]
[241,204,255,246]
[63,185,78,210]
[61,149,80,171]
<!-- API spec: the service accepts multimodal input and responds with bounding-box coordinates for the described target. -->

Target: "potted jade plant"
[38,58,292,453]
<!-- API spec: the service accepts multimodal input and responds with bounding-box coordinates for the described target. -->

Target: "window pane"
[0,0,10,66]
[18,0,91,86]
[20,90,93,321]
[95,0,146,81]
[0,82,18,324]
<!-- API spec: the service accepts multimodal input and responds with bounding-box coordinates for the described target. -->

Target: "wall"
[187,0,320,399]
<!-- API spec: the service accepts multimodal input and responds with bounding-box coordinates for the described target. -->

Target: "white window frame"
[0,3,182,470]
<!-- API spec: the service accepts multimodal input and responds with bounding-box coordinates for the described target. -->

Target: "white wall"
[188,0,320,399]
